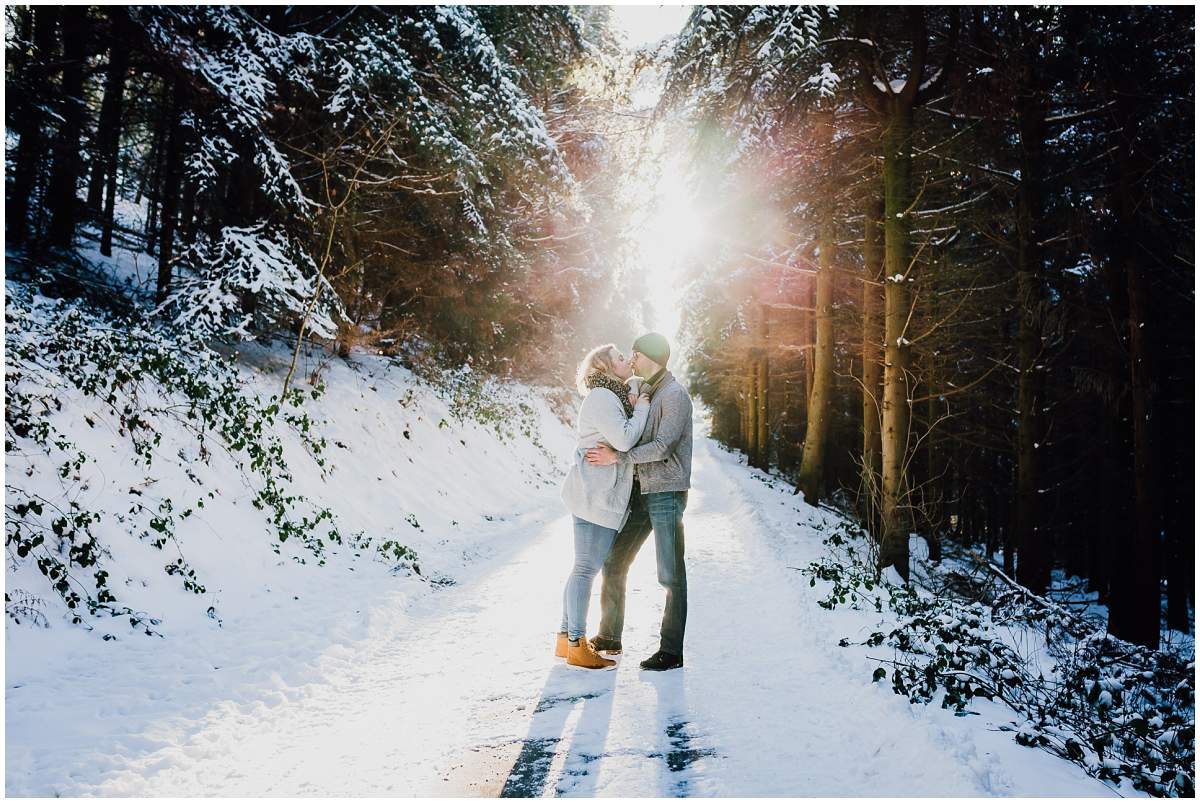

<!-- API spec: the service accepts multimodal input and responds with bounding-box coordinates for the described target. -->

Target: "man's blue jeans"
[597,487,688,656]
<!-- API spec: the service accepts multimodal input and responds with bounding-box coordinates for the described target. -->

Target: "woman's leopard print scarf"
[585,371,634,418]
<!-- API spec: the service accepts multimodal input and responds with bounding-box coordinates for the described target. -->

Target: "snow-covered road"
[7,434,1122,796]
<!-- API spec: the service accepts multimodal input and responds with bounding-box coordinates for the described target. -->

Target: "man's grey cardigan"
[618,369,693,493]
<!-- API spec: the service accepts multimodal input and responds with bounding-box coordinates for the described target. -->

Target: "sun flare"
[633,157,710,352]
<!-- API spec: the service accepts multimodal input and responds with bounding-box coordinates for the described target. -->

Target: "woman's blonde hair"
[575,343,619,396]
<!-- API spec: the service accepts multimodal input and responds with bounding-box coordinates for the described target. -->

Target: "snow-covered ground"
[6,338,1129,795]
[4,334,573,795]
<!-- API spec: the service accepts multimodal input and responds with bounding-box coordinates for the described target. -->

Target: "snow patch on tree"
[161,224,343,340]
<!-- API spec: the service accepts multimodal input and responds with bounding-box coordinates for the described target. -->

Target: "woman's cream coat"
[559,383,649,530]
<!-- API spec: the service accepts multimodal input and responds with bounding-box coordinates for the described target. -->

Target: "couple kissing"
[557,333,694,672]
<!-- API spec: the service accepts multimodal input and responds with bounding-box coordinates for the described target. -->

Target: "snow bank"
[5,289,575,795]
[702,442,1144,797]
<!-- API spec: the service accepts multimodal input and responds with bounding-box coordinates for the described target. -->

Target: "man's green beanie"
[632,332,671,367]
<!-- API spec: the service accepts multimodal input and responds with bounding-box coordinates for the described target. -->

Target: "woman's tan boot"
[555,632,568,658]
[566,637,615,669]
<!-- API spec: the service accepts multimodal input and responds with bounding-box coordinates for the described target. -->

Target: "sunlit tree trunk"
[742,303,769,470]
[740,365,749,454]
[754,350,769,468]
[879,99,917,581]
[738,380,746,451]
[797,111,836,503]
[745,356,758,464]
[795,241,831,500]
[853,6,935,582]
[755,305,770,469]
[803,279,816,401]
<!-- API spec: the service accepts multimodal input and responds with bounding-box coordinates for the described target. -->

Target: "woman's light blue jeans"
[560,515,619,640]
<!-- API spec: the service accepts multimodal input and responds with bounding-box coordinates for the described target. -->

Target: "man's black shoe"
[589,635,623,655]
[639,650,683,671]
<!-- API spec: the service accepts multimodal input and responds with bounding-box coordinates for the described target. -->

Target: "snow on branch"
[160,224,344,341]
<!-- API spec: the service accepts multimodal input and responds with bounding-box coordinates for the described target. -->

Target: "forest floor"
[6,390,1129,795]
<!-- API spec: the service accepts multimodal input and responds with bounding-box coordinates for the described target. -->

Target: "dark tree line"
[663,5,1193,648]
[4,5,638,381]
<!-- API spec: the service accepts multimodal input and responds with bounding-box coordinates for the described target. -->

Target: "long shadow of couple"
[499,661,713,797]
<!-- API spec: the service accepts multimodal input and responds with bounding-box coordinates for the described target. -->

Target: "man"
[585,332,693,671]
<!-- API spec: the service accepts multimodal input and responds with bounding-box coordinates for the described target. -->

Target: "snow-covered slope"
[5,301,575,795]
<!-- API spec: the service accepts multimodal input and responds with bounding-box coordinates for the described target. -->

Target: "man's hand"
[585,442,618,466]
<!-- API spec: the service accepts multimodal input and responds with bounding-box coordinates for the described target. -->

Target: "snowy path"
[8,435,1120,796]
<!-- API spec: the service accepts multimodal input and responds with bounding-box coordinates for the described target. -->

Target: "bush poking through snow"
[4,589,49,629]
[4,285,416,635]
[802,525,1195,797]
[421,364,549,455]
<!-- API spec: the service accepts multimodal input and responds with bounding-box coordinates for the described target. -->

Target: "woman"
[557,343,650,669]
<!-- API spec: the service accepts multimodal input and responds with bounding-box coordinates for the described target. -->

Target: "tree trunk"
[745,358,758,464]
[924,329,943,564]
[985,485,999,560]
[803,278,816,401]
[155,80,186,304]
[98,8,131,257]
[755,349,769,469]
[737,380,745,450]
[226,136,261,320]
[144,83,174,249]
[9,7,33,87]
[739,365,749,453]
[1164,451,1192,631]
[1002,478,1016,577]
[797,112,836,503]
[179,181,199,246]
[1114,235,1160,647]
[85,16,124,215]
[878,100,916,581]
[861,190,885,533]
[1014,68,1051,594]
[754,306,770,470]
[135,122,159,208]
[45,8,90,249]
[1105,91,1160,649]
[7,6,59,247]
[1088,449,1113,604]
